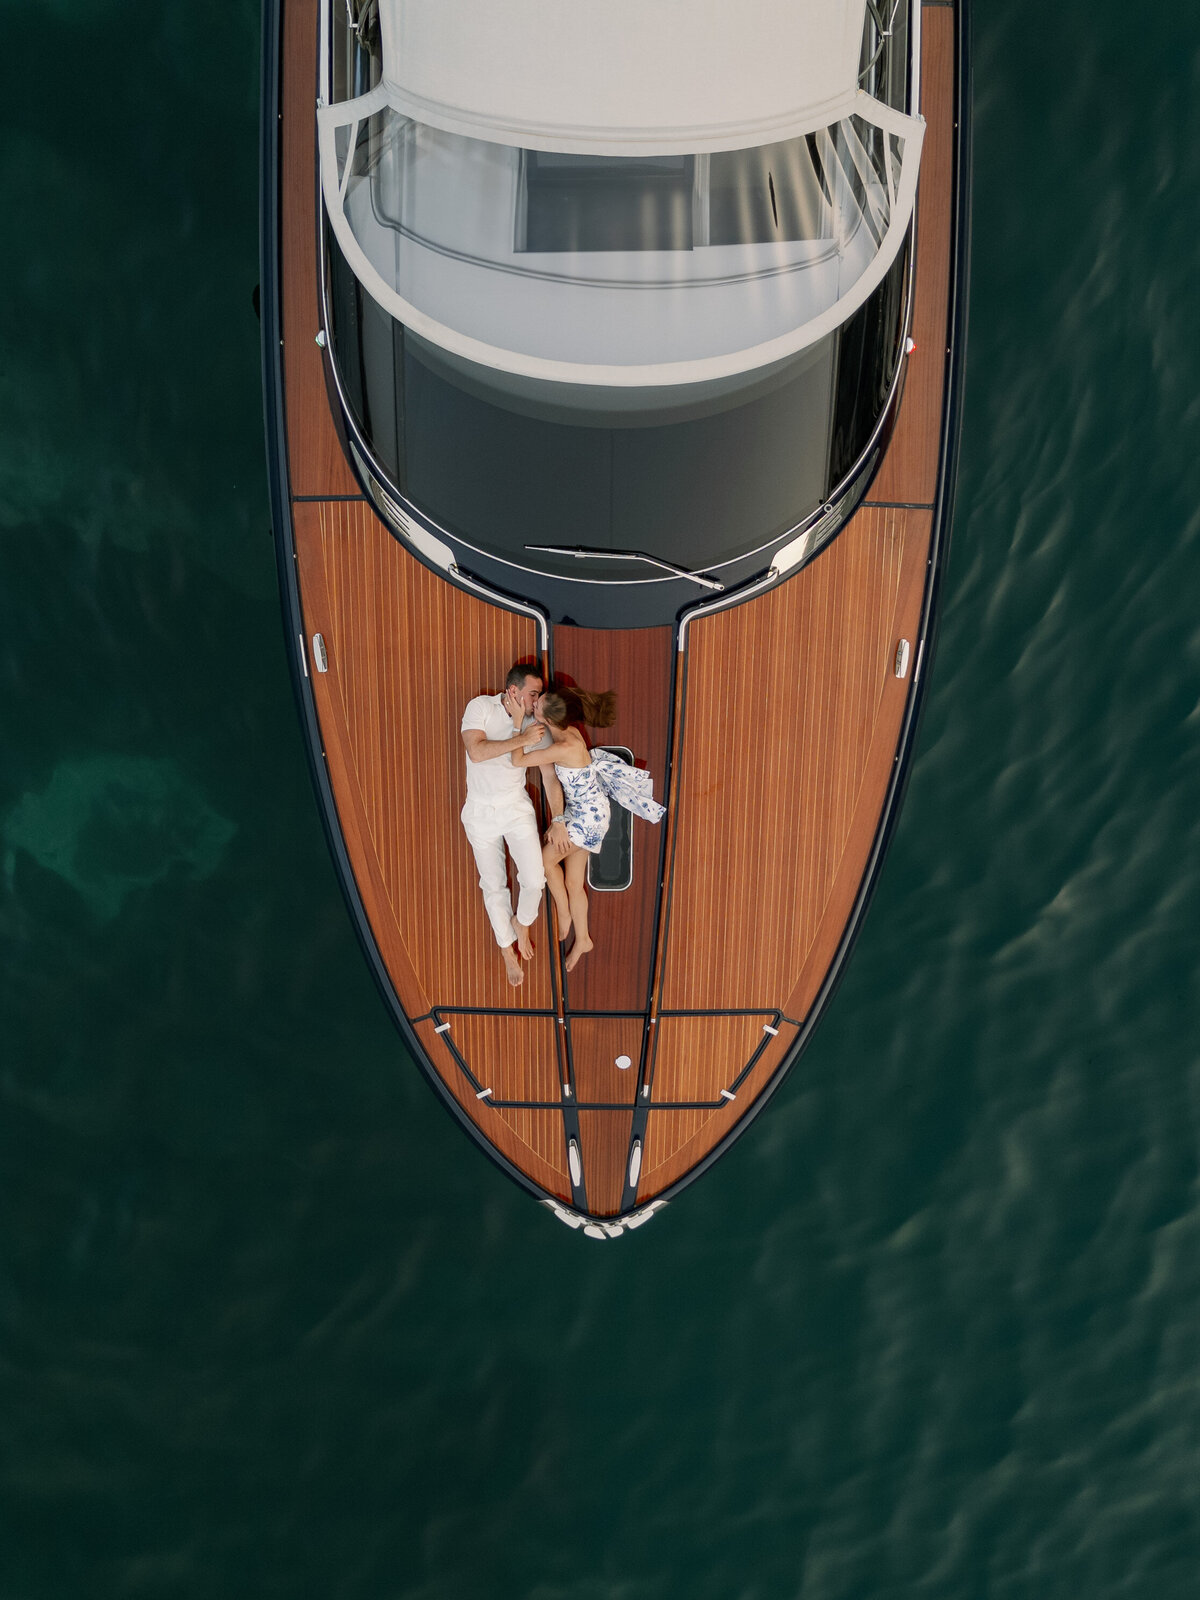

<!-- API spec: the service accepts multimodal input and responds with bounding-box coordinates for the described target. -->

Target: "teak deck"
[267,0,965,1222]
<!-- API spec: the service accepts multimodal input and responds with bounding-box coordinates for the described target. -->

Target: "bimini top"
[376,0,870,155]
[318,0,924,386]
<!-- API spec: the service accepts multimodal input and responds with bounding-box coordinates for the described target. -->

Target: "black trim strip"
[621,0,974,1215]
[861,500,936,509]
[557,1008,646,1020]
[534,631,589,1209]
[428,1005,780,1020]
[429,1011,488,1096]
[431,1005,558,1018]
[727,1012,786,1093]
[491,1099,712,1111]
[558,1006,589,1209]
[644,641,693,1095]
[657,1009,778,1018]
[260,0,572,1213]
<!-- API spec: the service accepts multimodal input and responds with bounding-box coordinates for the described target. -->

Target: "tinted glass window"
[328,231,907,579]
[522,153,694,253]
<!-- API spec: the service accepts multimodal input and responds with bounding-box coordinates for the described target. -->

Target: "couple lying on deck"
[460,661,665,986]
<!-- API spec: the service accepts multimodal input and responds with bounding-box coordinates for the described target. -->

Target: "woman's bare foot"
[512,918,535,960]
[564,936,593,972]
[502,945,524,986]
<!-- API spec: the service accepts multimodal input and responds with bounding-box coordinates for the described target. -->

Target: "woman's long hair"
[540,686,616,729]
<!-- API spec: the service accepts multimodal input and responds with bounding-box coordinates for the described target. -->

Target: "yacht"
[261,0,970,1235]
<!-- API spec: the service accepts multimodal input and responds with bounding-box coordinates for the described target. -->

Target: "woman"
[512,690,665,972]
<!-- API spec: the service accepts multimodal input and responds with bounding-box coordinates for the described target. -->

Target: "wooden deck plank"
[280,0,363,498]
[443,1014,562,1104]
[650,1014,772,1104]
[781,511,933,1025]
[293,501,555,1013]
[865,5,955,506]
[567,1017,643,1106]
[577,1111,635,1216]
[551,626,674,1012]
[660,505,924,1015]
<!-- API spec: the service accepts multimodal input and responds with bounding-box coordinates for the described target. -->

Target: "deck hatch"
[587,746,635,892]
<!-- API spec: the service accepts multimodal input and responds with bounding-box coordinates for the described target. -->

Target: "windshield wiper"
[524,544,724,592]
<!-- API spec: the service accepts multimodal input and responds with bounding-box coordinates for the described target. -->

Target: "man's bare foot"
[502,945,524,986]
[512,918,535,961]
[564,936,593,972]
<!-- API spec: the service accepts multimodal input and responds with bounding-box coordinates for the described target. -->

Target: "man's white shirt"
[460,694,531,808]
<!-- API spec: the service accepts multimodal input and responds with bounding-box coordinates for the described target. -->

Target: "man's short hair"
[505,660,543,692]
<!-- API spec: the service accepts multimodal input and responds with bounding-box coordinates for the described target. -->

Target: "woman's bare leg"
[563,849,593,971]
[542,843,571,938]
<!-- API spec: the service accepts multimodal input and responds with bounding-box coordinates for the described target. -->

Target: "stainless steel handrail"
[524,546,724,592]
[859,0,904,88]
[679,0,921,648]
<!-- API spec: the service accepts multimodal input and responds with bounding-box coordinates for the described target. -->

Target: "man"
[460,661,556,987]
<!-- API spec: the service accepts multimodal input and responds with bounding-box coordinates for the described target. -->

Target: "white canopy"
[378,0,870,155]
[317,0,924,387]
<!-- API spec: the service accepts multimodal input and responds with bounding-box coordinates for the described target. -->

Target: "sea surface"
[2,4,1198,1596]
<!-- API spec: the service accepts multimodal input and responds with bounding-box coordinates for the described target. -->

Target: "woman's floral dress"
[555,749,666,853]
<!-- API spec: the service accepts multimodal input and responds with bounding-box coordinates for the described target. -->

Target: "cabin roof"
[378,0,870,157]
[315,1,923,387]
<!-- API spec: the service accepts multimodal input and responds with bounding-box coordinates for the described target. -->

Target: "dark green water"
[3,5,1198,1596]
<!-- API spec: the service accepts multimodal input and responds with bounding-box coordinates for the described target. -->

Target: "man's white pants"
[461,800,546,947]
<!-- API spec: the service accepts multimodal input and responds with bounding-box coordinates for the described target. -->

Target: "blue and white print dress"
[556,750,666,854]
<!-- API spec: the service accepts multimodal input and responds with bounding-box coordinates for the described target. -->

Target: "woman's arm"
[540,763,565,810]
[513,728,589,770]
[540,766,569,852]
[510,739,561,769]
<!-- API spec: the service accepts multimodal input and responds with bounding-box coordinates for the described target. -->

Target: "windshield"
[327,230,908,582]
